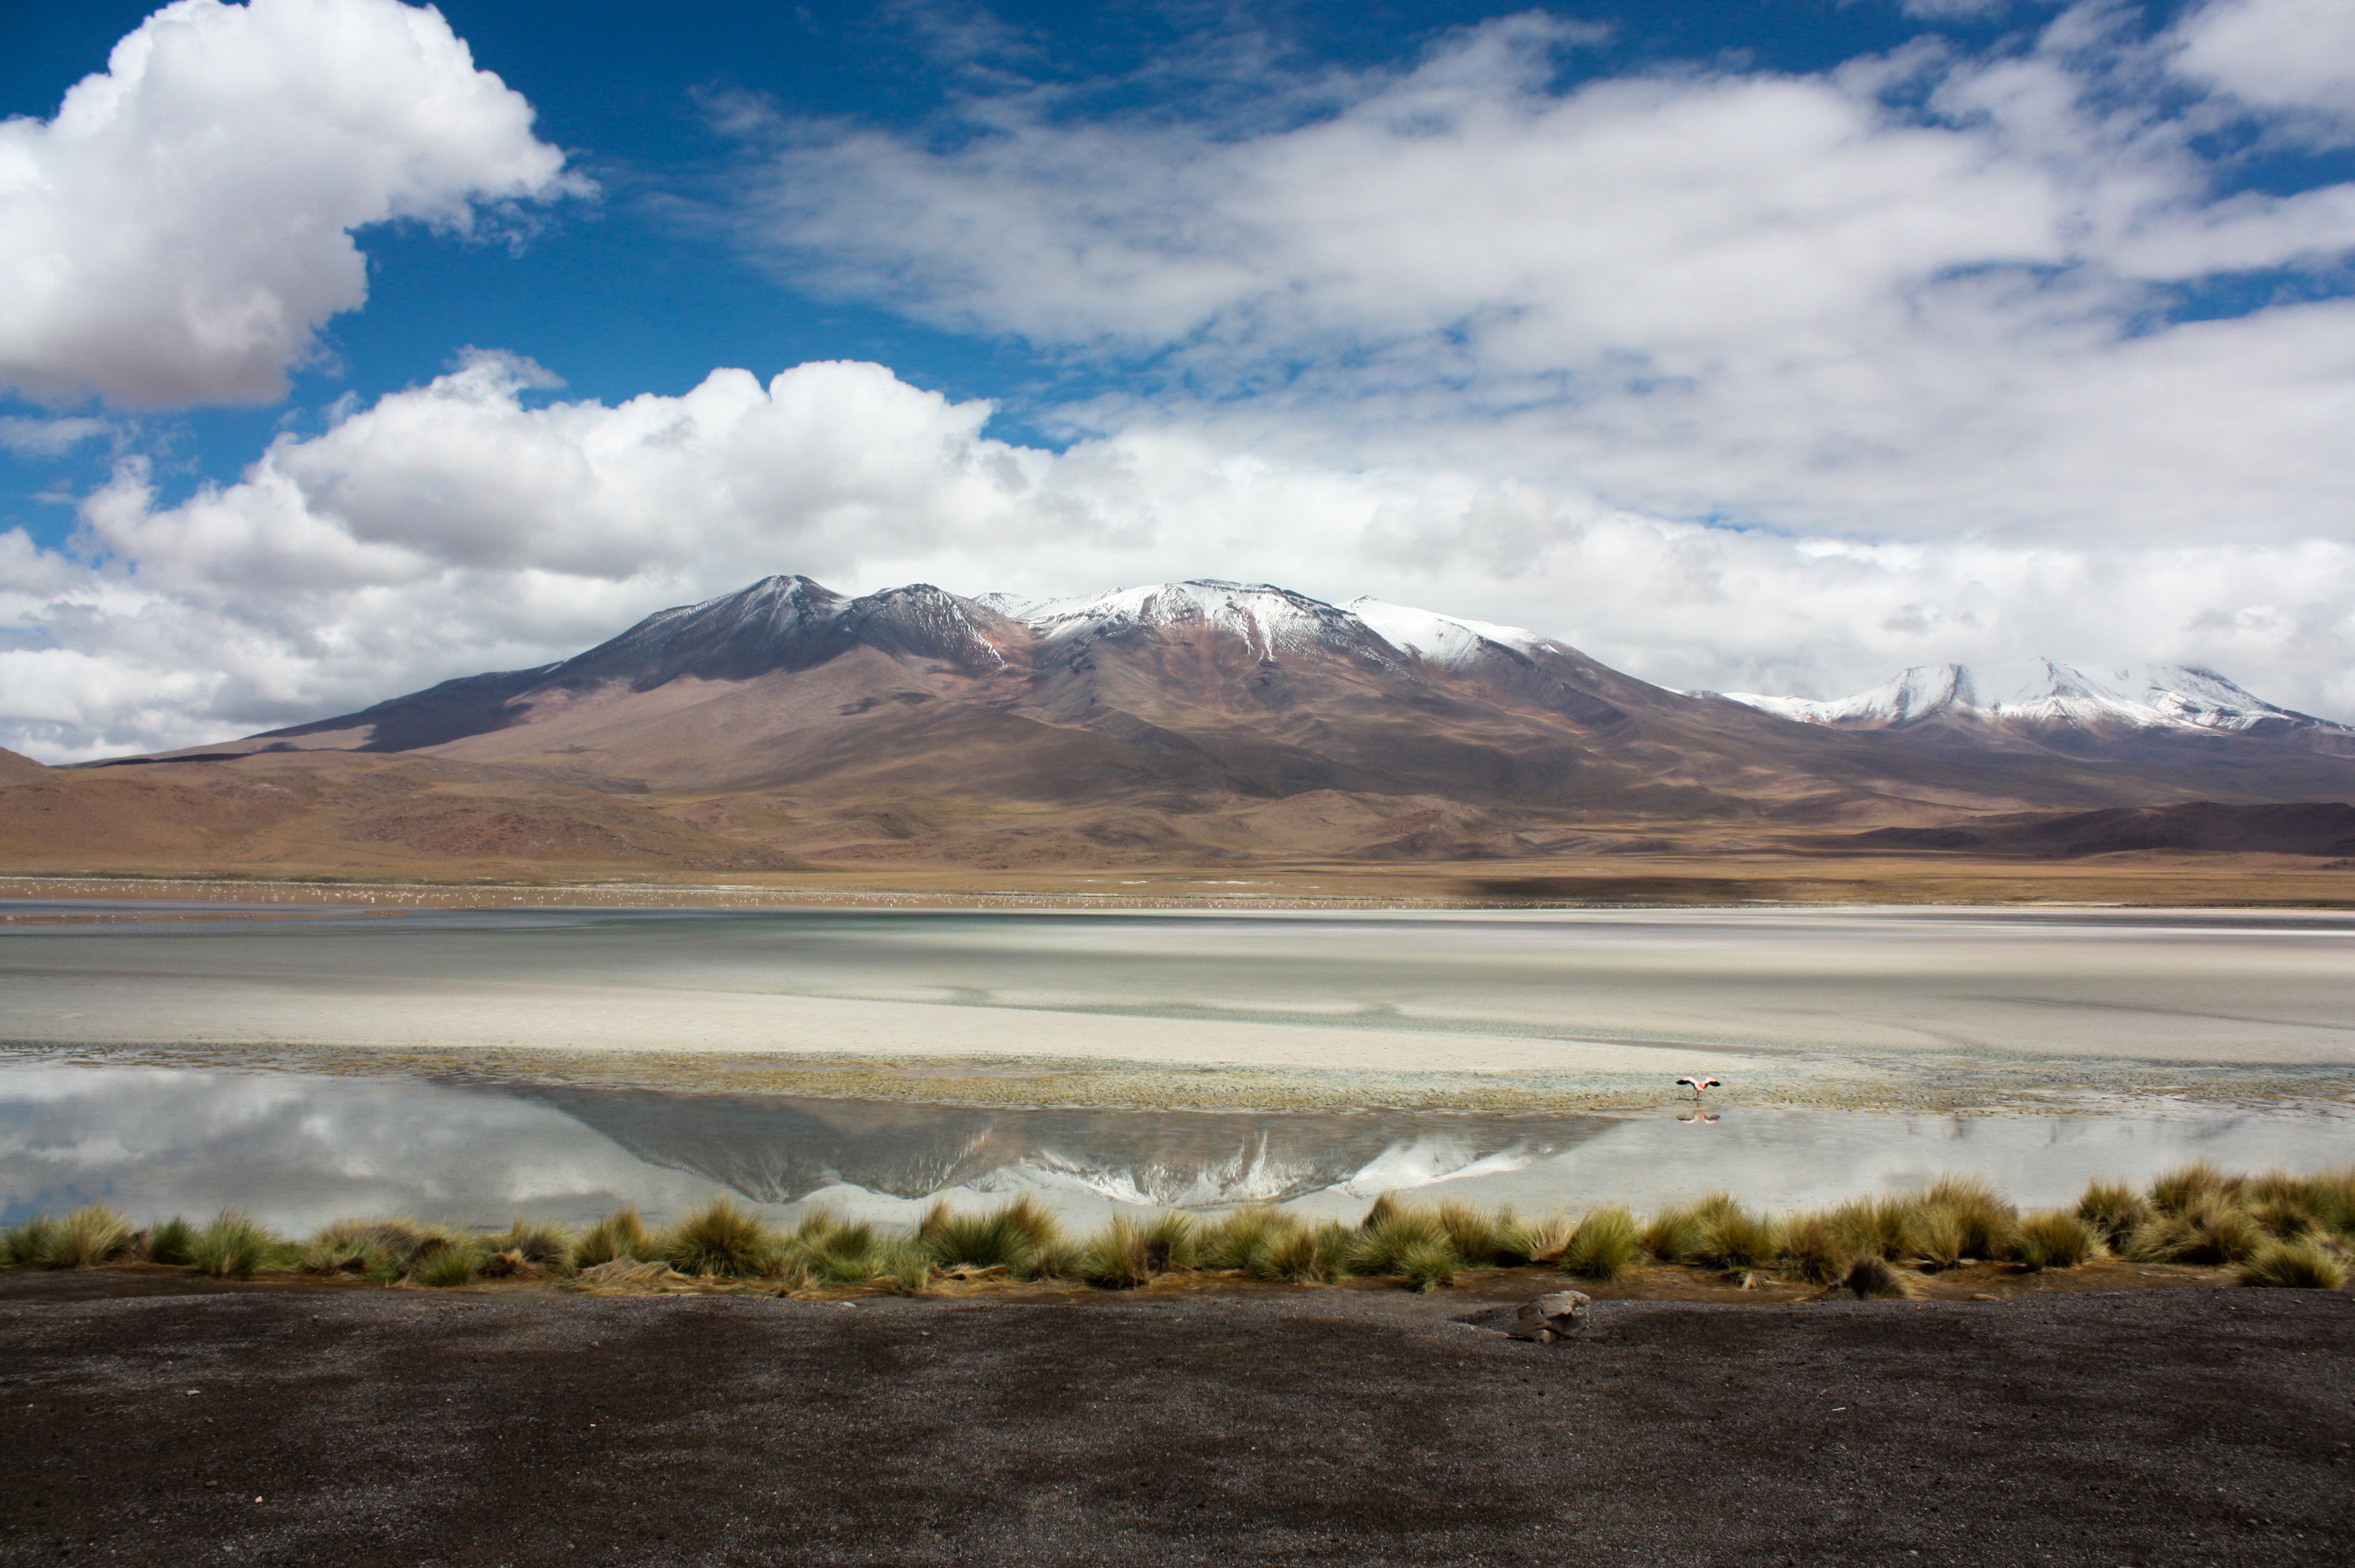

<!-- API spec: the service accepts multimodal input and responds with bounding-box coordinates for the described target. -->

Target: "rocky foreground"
[0,1280,2348,1566]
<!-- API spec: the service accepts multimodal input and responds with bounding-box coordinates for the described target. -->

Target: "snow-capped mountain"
[132,571,2355,863]
[1710,660,2349,740]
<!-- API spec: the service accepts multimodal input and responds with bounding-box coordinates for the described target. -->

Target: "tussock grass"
[919,1196,1065,1280]
[146,1216,196,1268]
[1201,1204,1293,1274]
[1775,1214,1852,1285]
[1840,1255,1921,1300]
[2150,1162,2234,1217]
[1,1216,59,1266]
[2125,1200,2266,1266]
[491,1216,573,1271]
[2010,1210,2100,1272]
[412,1233,487,1288]
[2236,1238,2349,1290]
[1137,1211,1200,1272]
[189,1210,284,1280]
[1391,1239,1457,1293]
[1640,1206,1708,1266]
[304,1218,442,1278]
[1823,1196,1923,1263]
[1559,1207,1640,1281]
[662,1198,773,1278]
[1920,1174,2017,1262]
[573,1208,653,1269]
[2076,1180,2148,1245]
[1346,1203,1450,1278]
[19,1204,136,1269]
[1078,1215,1155,1289]
[1689,1194,1780,1272]
[1438,1201,1559,1268]
[784,1215,930,1290]
[8,1164,2350,1302]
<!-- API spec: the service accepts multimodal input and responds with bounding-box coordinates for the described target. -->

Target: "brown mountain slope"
[27,575,2355,879]
[0,747,50,786]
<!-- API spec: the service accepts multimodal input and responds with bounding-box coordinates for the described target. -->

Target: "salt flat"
[3,906,2353,1106]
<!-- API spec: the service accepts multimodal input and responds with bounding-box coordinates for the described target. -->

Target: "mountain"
[1711,660,2352,744]
[20,574,2355,878]
[188,574,2211,821]
[0,747,49,786]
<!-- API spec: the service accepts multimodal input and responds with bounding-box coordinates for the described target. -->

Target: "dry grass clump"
[1822,1197,1921,1263]
[2124,1201,2266,1266]
[1775,1214,1852,1285]
[146,1216,197,1267]
[1839,1255,1922,1300]
[1077,1215,1155,1289]
[1137,1211,1200,1272]
[189,1210,288,1280]
[411,1232,489,1288]
[489,1216,573,1273]
[661,1198,773,1278]
[918,1196,1065,1280]
[1559,1207,1640,1281]
[2075,1180,2148,1247]
[1919,1175,2017,1264]
[1691,1194,1781,1272]
[2010,1210,2100,1272]
[573,1208,654,1269]
[1198,1206,1342,1283]
[2236,1238,2349,1290]
[1639,1204,1707,1266]
[2149,1162,2235,1217]
[304,1218,442,1278]
[776,1213,931,1291]
[2,1216,60,1266]
[5,1204,136,1269]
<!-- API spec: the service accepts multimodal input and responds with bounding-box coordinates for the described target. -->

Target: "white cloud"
[729,8,2355,545]
[9,352,2355,760]
[0,416,110,457]
[0,0,580,409]
[2171,0,2355,137]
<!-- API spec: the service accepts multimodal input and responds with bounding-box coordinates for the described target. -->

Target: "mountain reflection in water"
[514,1085,1614,1209]
[2,1060,2348,1234]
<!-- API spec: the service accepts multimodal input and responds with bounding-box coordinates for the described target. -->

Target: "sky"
[2,0,2353,760]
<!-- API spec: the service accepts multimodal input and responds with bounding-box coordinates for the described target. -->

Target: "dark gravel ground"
[1,1281,2350,1566]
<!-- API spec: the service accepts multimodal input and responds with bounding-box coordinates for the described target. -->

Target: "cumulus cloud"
[9,353,2355,760]
[0,0,580,408]
[2171,0,2355,137]
[727,7,2355,544]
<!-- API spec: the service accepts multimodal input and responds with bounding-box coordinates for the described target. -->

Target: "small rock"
[1507,1290,1592,1343]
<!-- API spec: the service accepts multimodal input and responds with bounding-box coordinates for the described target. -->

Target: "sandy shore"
[2,1282,2348,1565]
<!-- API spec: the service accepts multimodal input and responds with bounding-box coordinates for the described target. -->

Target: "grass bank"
[5,1163,2350,1298]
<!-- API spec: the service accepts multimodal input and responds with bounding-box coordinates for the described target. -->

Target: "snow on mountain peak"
[1020,580,1373,659]
[1345,598,1546,669]
[1714,658,2340,736]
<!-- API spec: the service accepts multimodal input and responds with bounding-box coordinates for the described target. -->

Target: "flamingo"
[1676,1075,1720,1100]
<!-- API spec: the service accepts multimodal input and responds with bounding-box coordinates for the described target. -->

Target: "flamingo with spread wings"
[1676,1075,1721,1100]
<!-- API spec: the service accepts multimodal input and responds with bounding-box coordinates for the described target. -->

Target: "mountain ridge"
[20,573,2355,882]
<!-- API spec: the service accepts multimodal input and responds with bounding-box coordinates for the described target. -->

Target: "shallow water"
[3,1058,2346,1234]
[5,904,2350,1233]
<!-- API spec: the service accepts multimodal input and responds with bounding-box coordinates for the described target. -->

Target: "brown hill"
[18,576,2355,880]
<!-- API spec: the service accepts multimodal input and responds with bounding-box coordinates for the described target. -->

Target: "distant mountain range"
[1709,660,2346,741]
[11,575,2355,876]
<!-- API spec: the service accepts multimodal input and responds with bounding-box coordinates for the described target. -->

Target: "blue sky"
[3,0,2353,757]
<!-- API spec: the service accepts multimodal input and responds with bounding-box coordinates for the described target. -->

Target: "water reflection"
[1,1059,2347,1235]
